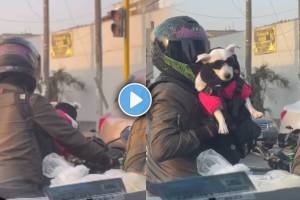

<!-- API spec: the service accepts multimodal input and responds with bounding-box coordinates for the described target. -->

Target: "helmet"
[0,37,41,83]
[152,16,209,83]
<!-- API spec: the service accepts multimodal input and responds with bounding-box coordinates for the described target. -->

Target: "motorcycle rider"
[0,37,115,198]
[146,16,260,183]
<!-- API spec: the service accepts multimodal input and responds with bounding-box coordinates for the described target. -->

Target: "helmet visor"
[167,38,209,64]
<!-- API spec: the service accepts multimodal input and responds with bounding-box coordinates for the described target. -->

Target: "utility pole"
[124,0,130,81]
[95,0,104,115]
[43,0,50,97]
[245,0,252,83]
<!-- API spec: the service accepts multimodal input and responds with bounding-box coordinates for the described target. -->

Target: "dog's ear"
[226,44,240,54]
[196,53,211,64]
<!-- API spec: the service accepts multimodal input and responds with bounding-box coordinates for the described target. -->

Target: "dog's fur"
[195,44,263,134]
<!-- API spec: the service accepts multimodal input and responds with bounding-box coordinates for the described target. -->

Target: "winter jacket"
[123,116,146,174]
[0,83,111,198]
[146,75,219,183]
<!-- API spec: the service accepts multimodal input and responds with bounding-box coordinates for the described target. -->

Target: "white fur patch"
[195,72,207,91]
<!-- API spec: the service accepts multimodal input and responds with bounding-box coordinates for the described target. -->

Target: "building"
[48,1,177,128]
[3,1,292,125]
[0,1,178,129]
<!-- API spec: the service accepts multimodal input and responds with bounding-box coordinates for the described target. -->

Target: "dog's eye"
[226,57,236,66]
[209,60,225,69]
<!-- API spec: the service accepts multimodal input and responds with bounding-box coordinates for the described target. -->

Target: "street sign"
[51,32,74,58]
[254,26,277,55]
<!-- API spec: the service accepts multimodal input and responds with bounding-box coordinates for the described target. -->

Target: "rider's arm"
[148,83,218,162]
[30,94,111,165]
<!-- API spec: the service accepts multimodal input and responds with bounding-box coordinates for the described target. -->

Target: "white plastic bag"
[249,170,300,192]
[197,149,249,176]
[42,153,89,187]
[51,165,90,186]
[42,153,73,178]
[42,153,145,192]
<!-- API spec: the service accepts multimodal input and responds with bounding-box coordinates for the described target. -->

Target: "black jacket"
[146,75,217,183]
[0,83,111,198]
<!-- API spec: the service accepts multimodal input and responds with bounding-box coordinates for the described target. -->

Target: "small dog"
[195,44,263,134]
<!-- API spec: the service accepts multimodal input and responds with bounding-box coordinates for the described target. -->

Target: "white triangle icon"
[130,92,143,109]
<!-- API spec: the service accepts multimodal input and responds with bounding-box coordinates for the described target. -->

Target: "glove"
[85,153,112,173]
[85,148,124,173]
[232,119,261,158]
[84,137,123,173]
[106,148,124,167]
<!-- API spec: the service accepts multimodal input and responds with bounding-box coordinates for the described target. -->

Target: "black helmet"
[0,37,40,82]
[152,16,209,83]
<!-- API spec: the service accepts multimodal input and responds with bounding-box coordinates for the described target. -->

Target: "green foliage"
[251,64,289,113]
[48,68,85,102]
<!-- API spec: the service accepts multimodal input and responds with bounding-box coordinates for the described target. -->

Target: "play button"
[118,83,152,117]
[130,92,143,108]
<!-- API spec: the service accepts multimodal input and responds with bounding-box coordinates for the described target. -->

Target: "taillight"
[98,113,111,133]
[280,110,287,120]
[98,117,106,133]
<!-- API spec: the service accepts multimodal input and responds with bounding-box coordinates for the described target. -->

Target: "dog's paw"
[218,122,229,135]
[251,111,263,119]
[195,72,207,91]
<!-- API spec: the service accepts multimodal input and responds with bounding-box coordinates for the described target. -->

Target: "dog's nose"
[225,73,231,80]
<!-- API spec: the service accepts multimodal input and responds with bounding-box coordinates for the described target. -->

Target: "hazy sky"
[0,0,296,34]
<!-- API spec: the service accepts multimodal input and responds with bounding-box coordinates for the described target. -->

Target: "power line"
[174,8,242,19]
[64,0,77,25]
[146,0,160,9]
[174,7,296,20]
[26,0,41,19]
[64,0,90,63]
[0,15,92,24]
[231,0,244,16]
[0,2,294,24]
[268,0,293,59]
[254,8,296,18]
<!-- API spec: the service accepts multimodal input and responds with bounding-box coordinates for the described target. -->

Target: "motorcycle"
[253,125,300,172]
[65,127,131,173]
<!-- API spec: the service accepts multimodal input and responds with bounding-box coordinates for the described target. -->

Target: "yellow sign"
[51,32,73,58]
[254,26,276,55]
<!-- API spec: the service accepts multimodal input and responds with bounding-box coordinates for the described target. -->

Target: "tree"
[47,68,85,102]
[250,64,289,113]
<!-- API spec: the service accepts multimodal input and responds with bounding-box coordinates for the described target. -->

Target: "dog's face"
[196,44,239,81]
